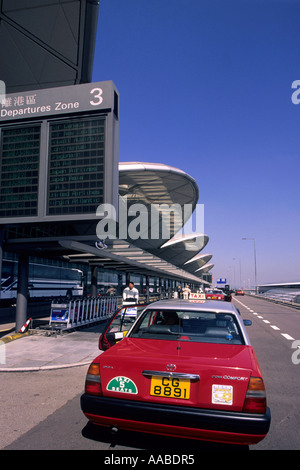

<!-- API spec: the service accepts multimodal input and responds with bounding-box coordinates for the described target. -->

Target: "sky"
[91,0,300,287]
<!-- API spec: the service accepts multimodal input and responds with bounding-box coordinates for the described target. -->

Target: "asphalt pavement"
[0,322,106,372]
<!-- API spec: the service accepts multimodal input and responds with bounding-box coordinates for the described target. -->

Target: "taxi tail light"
[243,377,267,414]
[85,362,102,396]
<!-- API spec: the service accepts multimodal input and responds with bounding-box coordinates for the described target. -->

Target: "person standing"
[122,281,139,304]
[177,285,182,299]
[183,284,191,299]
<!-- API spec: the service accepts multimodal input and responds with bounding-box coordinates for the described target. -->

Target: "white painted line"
[233,297,296,341]
[233,298,248,309]
[281,333,295,341]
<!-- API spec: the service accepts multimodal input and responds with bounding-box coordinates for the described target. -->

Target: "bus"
[1,259,83,304]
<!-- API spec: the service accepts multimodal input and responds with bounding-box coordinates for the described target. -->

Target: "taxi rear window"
[129,309,244,345]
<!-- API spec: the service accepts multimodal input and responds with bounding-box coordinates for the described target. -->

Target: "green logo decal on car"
[107,376,138,394]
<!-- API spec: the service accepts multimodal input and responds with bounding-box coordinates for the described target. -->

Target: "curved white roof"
[119,161,199,213]
[160,233,209,250]
[195,263,215,273]
[16,161,212,285]
[183,253,212,273]
[184,253,212,265]
[117,162,211,280]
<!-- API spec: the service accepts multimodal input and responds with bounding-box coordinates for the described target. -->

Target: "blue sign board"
[50,303,69,323]
[217,278,227,284]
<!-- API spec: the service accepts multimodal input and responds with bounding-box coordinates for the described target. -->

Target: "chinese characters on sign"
[2,93,37,108]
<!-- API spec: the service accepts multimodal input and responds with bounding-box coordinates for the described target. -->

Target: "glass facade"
[0,125,40,217]
[47,116,105,215]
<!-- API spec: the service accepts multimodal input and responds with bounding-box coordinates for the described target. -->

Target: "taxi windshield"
[129,309,244,345]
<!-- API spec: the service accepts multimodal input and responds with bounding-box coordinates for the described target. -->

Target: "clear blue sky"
[92,0,300,287]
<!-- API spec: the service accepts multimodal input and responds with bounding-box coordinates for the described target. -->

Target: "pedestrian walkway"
[0,323,106,372]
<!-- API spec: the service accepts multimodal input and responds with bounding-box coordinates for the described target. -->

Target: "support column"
[91,266,98,297]
[159,278,163,299]
[145,275,150,303]
[15,254,29,332]
[140,275,144,297]
[117,273,123,296]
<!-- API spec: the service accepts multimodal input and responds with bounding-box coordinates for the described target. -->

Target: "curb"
[0,360,92,373]
[0,331,31,344]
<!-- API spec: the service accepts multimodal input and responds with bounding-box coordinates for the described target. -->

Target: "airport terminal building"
[0,1,213,329]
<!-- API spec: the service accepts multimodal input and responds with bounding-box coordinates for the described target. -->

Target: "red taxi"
[205,289,225,300]
[81,300,271,445]
[235,289,245,296]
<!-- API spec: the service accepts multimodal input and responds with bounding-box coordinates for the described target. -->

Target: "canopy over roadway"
[0,0,99,93]
[4,162,212,285]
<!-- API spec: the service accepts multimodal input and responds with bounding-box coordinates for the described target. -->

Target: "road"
[0,295,299,452]
[232,295,300,450]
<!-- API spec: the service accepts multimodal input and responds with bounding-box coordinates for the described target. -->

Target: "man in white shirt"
[122,282,139,304]
[183,284,191,299]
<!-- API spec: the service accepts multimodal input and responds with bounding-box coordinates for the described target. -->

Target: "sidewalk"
[0,323,105,372]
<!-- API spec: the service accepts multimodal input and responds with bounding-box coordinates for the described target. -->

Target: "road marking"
[233,298,248,309]
[281,333,295,341]
[233,297,296,343]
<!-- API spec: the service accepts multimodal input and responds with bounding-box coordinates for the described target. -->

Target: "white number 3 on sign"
[90,88,103,106]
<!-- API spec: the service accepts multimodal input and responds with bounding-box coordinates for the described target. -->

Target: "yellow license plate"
[150,376,190,399]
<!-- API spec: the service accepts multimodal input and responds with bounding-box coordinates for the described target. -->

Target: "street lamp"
[242,238,257,294]
[233,257,242,287]
[227,265,235,288]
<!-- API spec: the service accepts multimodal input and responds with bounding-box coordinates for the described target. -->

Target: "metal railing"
[250,291,300,309]
[47,290,204,331]
[261,292,300,303]
[49,295,119,330]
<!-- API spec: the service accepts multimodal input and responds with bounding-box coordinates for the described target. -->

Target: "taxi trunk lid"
[99,338,255,412]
